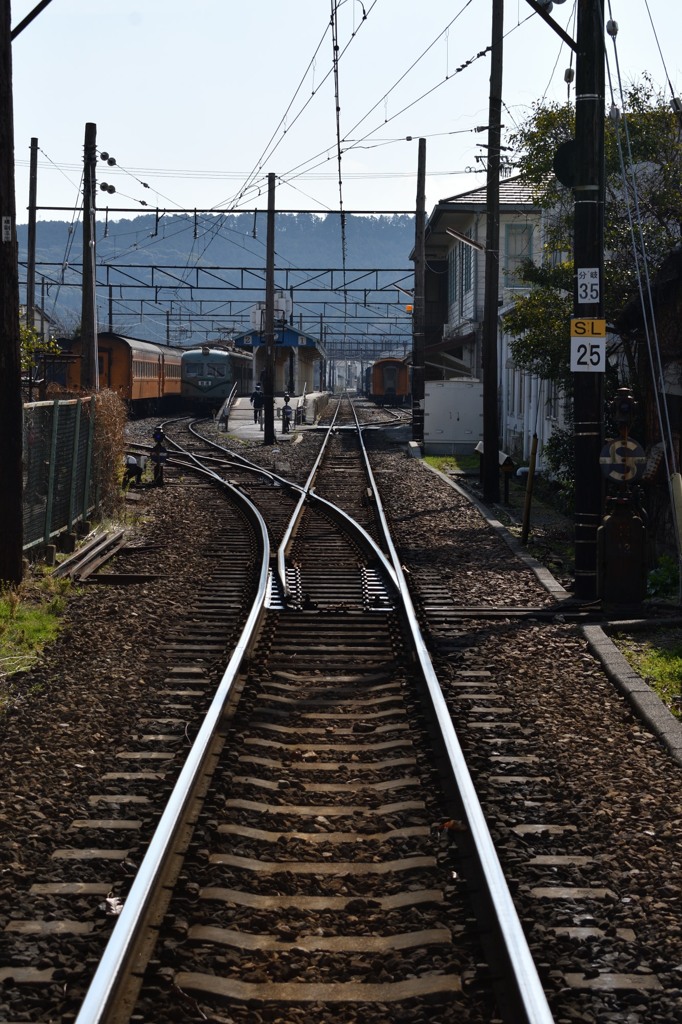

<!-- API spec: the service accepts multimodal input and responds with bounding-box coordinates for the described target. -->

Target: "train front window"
[207,365,226,377]
[184,362,202,377]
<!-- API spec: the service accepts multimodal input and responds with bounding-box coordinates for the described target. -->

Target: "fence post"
[68,399,82,532]
[43,400,60,546]
[83,396,96,522]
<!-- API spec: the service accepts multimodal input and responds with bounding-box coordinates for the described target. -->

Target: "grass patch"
[0,575,71,707]
[614,630,682,718]
[425,454,479,474]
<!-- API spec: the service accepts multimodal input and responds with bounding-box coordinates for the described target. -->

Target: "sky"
[10,0,682,226]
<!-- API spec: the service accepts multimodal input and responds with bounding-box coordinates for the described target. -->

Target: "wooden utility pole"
[412,138,426,444]
[81,121,98,390]
[482,0,503,502]
[263,173,276,445]
[0,0,24,583]
[572,0,605,601]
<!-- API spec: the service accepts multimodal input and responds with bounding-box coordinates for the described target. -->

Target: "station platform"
[217,395,309,442]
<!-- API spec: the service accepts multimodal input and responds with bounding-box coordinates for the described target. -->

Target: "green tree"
[503,76,682,409]
[20,322,60,377]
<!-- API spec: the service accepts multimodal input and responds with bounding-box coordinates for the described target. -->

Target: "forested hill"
[18,211,416,332]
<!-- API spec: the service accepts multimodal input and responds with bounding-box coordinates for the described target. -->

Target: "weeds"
[647,554,679,600]
[614,630,682,718]
[0,574,71,689]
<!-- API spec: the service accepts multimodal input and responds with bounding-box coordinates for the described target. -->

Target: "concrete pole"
[81,122,98,390]
[482,0,503,502]
[263,173,276,444]
[412,138,426,444]
[572,0,605,601]
[0,0,23,582]
[26,137,37,330]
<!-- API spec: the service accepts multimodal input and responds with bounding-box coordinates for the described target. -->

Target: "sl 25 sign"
[570,318,606,373]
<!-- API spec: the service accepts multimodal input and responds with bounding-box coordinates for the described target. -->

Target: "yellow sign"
[571,318,606,337]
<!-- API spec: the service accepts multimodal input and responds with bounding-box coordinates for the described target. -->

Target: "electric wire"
[604,4,680,546]
[330,0,349,343]
[642,0,678,105]
[28,1,566,342]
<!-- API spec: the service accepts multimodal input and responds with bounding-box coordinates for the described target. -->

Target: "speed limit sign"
[571,337,606,372]
[570,319,607,373]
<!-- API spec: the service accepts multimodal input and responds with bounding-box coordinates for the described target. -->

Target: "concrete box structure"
[424,379,483,455]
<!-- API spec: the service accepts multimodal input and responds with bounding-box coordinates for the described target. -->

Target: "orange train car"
[369,356,411,406]
[65,332,182,413]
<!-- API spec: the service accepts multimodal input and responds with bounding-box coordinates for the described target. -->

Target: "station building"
[233,323,327,396]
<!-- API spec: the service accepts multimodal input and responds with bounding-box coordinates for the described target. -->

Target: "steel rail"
[110,408,554,1022]
[275,399,342,599]
[348,398,555,1024]
[74,451,271,1024]
[52,529,127,579]
[179,415,397,602]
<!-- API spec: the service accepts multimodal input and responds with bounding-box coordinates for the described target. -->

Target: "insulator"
[564,67,575,84]
[606,19,618,36]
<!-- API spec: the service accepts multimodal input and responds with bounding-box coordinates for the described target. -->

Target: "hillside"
[18,212,416,343]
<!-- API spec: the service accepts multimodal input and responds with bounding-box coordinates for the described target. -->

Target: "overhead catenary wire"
[28,2,577,341]
[604,4,681,571]
[605,10,676,473]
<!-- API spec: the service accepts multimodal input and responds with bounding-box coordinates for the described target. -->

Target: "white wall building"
[422,176,569,468]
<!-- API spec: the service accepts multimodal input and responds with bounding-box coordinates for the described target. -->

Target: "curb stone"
[422,460,682,767]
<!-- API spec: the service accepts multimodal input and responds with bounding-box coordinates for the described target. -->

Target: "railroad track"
[6,400,676,1023]
[55,404,550,1024]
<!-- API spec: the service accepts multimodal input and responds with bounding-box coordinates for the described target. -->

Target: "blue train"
[181,345,253,410]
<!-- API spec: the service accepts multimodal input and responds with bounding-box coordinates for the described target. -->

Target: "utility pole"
[81,122,98,390]
[412,138,426,444]
[482,0,504,502]
[572,0,605,601]
[263,173,276,445]
[0,0,24,583]
[26,137,37,331]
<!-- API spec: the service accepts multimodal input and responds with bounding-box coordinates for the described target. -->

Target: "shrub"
[647,554,679,599]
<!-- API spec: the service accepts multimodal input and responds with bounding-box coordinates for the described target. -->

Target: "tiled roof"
[439,174,539,207]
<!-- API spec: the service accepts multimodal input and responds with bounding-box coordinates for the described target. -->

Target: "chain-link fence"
[23,398,98,552]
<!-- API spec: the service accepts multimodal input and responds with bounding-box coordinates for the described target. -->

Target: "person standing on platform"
[250,384,265,428]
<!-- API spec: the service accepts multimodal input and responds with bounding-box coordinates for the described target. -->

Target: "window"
[504,223,534,288]
[448,246,458,305]
[462,236,472,293]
